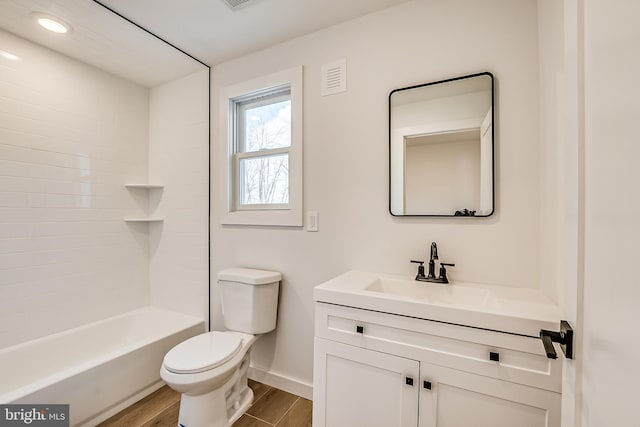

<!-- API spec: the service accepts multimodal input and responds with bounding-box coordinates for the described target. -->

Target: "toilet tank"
[218,268,281,334]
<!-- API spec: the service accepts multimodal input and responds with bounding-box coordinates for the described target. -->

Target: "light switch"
[307,211,318,232]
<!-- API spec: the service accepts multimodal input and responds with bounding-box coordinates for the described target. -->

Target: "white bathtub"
[0,307,205,426]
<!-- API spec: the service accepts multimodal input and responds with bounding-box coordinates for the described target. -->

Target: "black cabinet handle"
[423,380,432,390]
[489,351,500,362]
[405,377,414,386]
[356,325,364,334]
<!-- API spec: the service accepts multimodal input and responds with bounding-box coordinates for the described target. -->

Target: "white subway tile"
[0,30,153,347]
[0,267,33,285]
[0,192,28,207]
[0,238,32,254]
[0,223,30,238]
[0,176,46,193]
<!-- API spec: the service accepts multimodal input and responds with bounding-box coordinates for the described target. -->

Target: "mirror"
[389,73,494,217]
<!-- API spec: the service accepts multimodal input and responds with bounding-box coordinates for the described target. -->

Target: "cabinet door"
[419,362,561,427]
[313,337,419,427]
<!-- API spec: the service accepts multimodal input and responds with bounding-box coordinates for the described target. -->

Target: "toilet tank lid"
[218,268,281,285]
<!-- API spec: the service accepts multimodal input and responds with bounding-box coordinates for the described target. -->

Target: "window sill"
[220,208,302,227]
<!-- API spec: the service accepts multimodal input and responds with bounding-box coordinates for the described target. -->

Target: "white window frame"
[219,66,303,226]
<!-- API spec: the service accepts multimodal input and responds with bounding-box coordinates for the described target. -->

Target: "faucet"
[411,242,455,284]
[427,242,438,279]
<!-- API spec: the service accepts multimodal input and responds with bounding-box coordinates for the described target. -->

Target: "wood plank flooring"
[97,380,312,427]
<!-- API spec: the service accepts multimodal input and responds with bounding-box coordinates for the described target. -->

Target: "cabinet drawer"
[315,302,562,392]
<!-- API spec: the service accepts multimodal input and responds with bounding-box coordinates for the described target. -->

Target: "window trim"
[218,66,303,226]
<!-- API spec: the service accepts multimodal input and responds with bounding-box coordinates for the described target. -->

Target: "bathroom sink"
[365,277,491,306]
[314,271,561,337]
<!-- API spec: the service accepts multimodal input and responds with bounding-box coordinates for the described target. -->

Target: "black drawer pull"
[405,377,414,386]
[423,380,432,390]
[489,351,500,362]
[356,325,364,334]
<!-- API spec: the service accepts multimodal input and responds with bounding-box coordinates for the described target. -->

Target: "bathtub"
[0,307,205,426]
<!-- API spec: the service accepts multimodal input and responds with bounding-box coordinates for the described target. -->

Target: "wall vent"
[221,0,258,10]
[321,59,347,96]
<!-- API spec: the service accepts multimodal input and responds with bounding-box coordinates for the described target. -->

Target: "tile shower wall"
[0,30,150,348]
[148,70,209,320]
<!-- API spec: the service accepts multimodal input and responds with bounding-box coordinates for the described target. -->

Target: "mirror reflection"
[389,73,494,217]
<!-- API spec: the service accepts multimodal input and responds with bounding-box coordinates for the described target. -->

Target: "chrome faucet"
[411,242,455,284]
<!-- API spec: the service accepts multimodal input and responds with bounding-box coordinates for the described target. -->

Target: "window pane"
[241,98,291,153]
[240,154,289,205]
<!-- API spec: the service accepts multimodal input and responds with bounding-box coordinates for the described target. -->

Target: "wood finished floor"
[97,380,312,427]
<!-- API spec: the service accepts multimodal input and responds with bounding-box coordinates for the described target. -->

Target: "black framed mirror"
[389,72,494,217]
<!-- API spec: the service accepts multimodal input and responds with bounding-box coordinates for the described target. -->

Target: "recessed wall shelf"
[124,218,164,223]
[124,184,164,189]
[124,184,164,223]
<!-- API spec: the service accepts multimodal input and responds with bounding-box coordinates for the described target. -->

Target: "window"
[234,87,291,208]
[219,66,303,226]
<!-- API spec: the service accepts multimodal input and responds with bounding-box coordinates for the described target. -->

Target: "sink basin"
[314,271,561,337]
[366,277,491,306]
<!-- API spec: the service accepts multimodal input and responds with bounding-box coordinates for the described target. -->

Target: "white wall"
[211,0,542,393]
[0,30,150,347]
[149,69,209,320]
[581,0,640,425]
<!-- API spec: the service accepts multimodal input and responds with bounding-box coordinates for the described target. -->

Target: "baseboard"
[248,366,313,401]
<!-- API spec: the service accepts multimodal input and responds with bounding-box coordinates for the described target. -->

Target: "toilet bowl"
[160,268,280,427]
[160,331,257,426]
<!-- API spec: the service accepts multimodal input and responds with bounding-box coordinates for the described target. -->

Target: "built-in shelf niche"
[124,184,165,190]
[124,183,164,222]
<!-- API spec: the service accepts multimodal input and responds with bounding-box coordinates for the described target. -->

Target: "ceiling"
[0,0,411,87]
[0,0,205,87]
[99,0,413,65]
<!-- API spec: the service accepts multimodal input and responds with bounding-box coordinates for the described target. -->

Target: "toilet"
[160,268,281,427]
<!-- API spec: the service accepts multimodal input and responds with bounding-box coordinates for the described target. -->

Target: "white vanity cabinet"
[417,361,560,427]
[313,302,562,427]
[314,338,419,427]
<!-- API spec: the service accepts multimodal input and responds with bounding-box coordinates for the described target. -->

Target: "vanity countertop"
[313,270,561,337]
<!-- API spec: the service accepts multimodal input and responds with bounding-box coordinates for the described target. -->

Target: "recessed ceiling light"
[32,12,71,34]
[0,50,20,61]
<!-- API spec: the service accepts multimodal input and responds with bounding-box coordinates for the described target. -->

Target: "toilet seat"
[163,332,243,374]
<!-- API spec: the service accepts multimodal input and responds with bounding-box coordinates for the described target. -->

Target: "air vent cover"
[221,0,257,10]
[321,59,347,96]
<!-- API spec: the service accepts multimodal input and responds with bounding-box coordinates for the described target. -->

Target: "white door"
[419,362,561,427]
[313,337,419,427]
